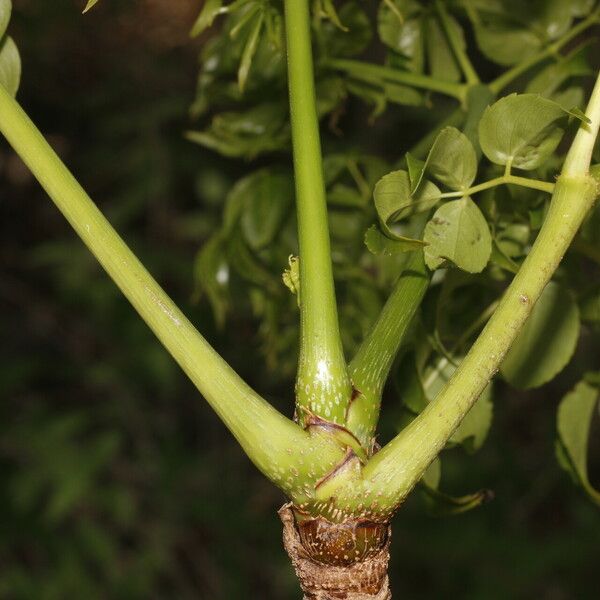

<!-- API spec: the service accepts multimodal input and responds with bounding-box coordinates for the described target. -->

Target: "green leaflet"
[238,169,294,250]
[364,224,425,255]
[226,230,278,290]
[82,0,101,13]
[316,76,348,116]
[238,12,264,92]
[328,183,365,208]
[320,2,372,58]
[405,152,426,191]
[401,351,494,454]
[422,126,478,191]
[469,0,574,66]
[479,94,568,170]
[425,10,464,83]
[451,383,493,453]
[0,0,18,98]
[490,240,518,272]
[570,0,598,17]
[378,0,466,80]
[420,358,493,453]
[186,102,289,159]
[315,0,348,31]
[467,1,537,66]
[424,198,492,273]
[193,234,230,329]
[192,2,275,95]
[500,282,580,389]
[378,0,424,72]
[0,0,10,39]
[580,287,600,323]
[374,169,440,231]
[526,42,593,98]
[474,24,540,67]
[0,36,20,97]
[190,0,224,37]
[535,0,576,38]
[556,378,600,506]
[496,223,530,259]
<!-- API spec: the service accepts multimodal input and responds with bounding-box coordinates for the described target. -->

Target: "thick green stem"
[562,70,600,176]
[325,58,468,103]
[357,72,600,516]
[284,0,352,426]
[347,250,429,445]
[490,12,600,94]
[347,89,499,447]
[0,84,345,502]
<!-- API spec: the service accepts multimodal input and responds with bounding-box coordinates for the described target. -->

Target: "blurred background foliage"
[0,0,599,598]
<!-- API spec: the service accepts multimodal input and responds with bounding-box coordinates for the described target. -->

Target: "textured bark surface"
[279,504,392,600]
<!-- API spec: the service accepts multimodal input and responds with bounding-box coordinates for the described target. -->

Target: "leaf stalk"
[283,0,353,426]
[325,58,469,102]
[435,0,480,86]
[0,83,345,501]
[357,71,600,516]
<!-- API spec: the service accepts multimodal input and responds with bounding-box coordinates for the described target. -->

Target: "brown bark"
[279,504,392,600]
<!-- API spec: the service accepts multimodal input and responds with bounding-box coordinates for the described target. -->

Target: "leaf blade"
[500,282,580,389]
[479,94,568,170]
[556,378,600,505]
[424,197,492,273]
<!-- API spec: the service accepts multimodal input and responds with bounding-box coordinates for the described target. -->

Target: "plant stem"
[325,58,468,103]
[347,249,429,446]
[490,12,600,94]
[284,0,352,426]
[347,91,496,447]
[562,70,600,176]
[438,174,556,199]
[435,0,480,86]
[0,83,345,501]
[357,72,600,516]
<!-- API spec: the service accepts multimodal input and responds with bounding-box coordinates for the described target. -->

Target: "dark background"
[0,1,599,598]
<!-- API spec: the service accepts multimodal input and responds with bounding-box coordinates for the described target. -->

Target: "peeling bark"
[279,504,391,600]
